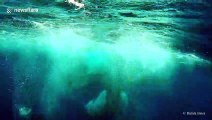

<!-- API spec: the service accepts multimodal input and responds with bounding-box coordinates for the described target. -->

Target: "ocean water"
[0,0,212,120]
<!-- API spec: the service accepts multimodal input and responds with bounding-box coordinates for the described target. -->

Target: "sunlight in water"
[0,22,210,117]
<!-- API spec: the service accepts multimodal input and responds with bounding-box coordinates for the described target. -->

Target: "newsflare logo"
[6,7,39,14]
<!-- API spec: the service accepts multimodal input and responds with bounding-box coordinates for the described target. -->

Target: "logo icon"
[7,8,13,13]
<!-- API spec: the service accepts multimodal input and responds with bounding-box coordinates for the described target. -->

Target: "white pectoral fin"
[85,90,129,116]
[85,90,107,116]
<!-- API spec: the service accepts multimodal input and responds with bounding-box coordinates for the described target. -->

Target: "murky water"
[0,0,212,120]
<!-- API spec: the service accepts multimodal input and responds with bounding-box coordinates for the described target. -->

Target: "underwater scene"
[0,0,212,120]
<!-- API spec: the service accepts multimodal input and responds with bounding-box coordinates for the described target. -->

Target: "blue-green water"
[0,0,212,120]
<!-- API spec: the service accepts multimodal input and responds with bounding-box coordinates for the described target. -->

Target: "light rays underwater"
[1,24,211,119]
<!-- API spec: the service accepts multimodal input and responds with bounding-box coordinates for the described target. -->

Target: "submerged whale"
[0,24,210,119]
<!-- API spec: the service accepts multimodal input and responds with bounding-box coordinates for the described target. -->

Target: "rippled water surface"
[0,0,212,120]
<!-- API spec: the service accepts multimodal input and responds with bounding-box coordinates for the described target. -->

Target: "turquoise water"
[0,0,212,120]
